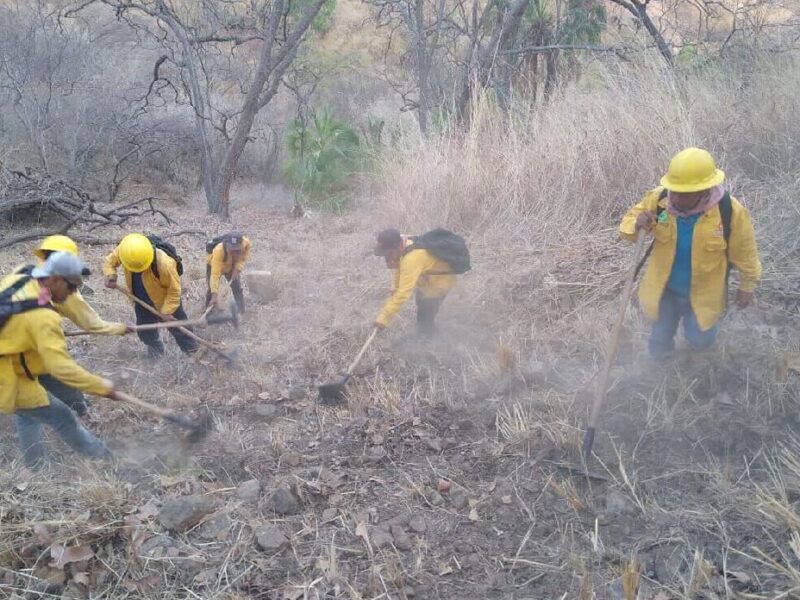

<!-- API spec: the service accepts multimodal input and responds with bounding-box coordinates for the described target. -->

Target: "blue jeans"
[649,289,719,358]
[15,395,110,468]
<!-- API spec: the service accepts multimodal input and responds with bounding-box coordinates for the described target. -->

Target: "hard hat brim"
[660,168,725,193]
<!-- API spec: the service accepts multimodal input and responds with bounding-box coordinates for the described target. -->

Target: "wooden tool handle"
[115,288,231,360]
[346,328,378,375]
[112,390,173,418]
[587,230,647,429]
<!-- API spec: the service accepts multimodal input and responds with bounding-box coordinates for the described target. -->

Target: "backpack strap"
[0,275,33,301]
[150,247,160,280]
[719,192,732,247]
[633,189,667,280]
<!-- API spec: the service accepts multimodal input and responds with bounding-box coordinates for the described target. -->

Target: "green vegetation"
[284,109,362,213]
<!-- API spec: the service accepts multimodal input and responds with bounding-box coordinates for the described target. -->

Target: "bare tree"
[66,0,327,218]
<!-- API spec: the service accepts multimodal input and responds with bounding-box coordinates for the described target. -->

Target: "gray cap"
[31,251,90,286]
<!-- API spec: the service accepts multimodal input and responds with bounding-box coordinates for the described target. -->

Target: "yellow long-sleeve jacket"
[207,237,251,293]
[13,264,126,336]
[376,246,456,327]
[620,187,762,331]
[103,247,182,314]
[0,274,112,413]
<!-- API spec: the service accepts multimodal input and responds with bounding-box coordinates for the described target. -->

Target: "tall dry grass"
[373,53,800,341]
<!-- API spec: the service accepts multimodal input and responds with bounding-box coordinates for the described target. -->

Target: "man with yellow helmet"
[11,235,130,416]
[620,148,762,358]
[103,233,196,357]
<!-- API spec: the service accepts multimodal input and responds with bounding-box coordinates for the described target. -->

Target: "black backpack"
[0,271,50,333]
[407,229,471,275]
[146,234,184,278]
[206,234,232,259]
[634,189,732,280]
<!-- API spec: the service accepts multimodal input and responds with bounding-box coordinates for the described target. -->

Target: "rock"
[425,438,443,453]
[451,489,468,510]
[390,525,412,551]
[367,446,387,463]
[322,508,338,522]
[458,419,475,431]
[443,437,458,449]
[158,496,215,532]
[372,528,393,550]
[409,516,427,534]
[255,525,288,551]
[437,479,451,493]
[245,270,280,303]
[605,489,638,517]
[402,586,416,597]
[255,404,277,418]
[428,489,444,506]
[287,386,306,401]
[283,453,302,467]
[371,433,385,445]
[270,487,301,515]
[236,479,262,503]
[196,512,232,541]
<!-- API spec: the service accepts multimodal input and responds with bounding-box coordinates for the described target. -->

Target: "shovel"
[115,288,238,364]
[112,390,214,443]
[318,328,378,405]
[582,229,647,460]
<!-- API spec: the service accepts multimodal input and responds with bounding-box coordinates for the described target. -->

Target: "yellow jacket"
[207,237,251,293]
[13,263,126,335]
[620,188,762,330]
[0,274,112,413]
[103,247,182,314]
[376,247,456,327]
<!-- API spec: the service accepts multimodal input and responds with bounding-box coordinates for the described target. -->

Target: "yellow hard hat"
[35,235,79,261]
[660,147,725,193]
[118,233,154,273]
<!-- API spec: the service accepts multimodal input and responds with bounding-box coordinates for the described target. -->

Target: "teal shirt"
[667,214,700,297]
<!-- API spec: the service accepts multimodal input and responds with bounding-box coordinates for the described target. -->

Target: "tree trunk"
[607,0,673,64]
[159,6,218,213]
[214,0,327,217]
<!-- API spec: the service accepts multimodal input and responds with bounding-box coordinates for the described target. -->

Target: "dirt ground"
[2,187,800,600]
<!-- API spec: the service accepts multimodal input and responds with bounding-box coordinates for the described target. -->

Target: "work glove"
[635,211,657,232]
[105,277,118,289]
[101,379,117,400]
[373,322,386,332]
[123,324,136,334]
[208,293,219,308]
[160,312,177,322]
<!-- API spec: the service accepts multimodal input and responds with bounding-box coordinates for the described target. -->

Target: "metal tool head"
[317,374,351,405]
[205,301,238,328]
[166,408,215,444]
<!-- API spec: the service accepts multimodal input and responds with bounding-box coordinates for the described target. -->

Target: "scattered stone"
[283,453,302,467]
[245,270,280,303]
[255,404,277,418]
[196,512,232,541]
[451,489,468,510]
[255,525,288,551]
[605,489,638,517]
[425,438,443,453]
[437,479,451,493]
[372,528,393,550]
[287,385,306,401]
[390,525,412,551]
[409,516,427,534]
[428,489,444,506]
[236,479,261,503]
[458,419,475,431]
[270,487,301,515]
[322,508,338,522]
[402,586,416,598]
[371,433,385,445]
[367,446,387,463]
[157,496,215,532]
[443,437,458,449]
